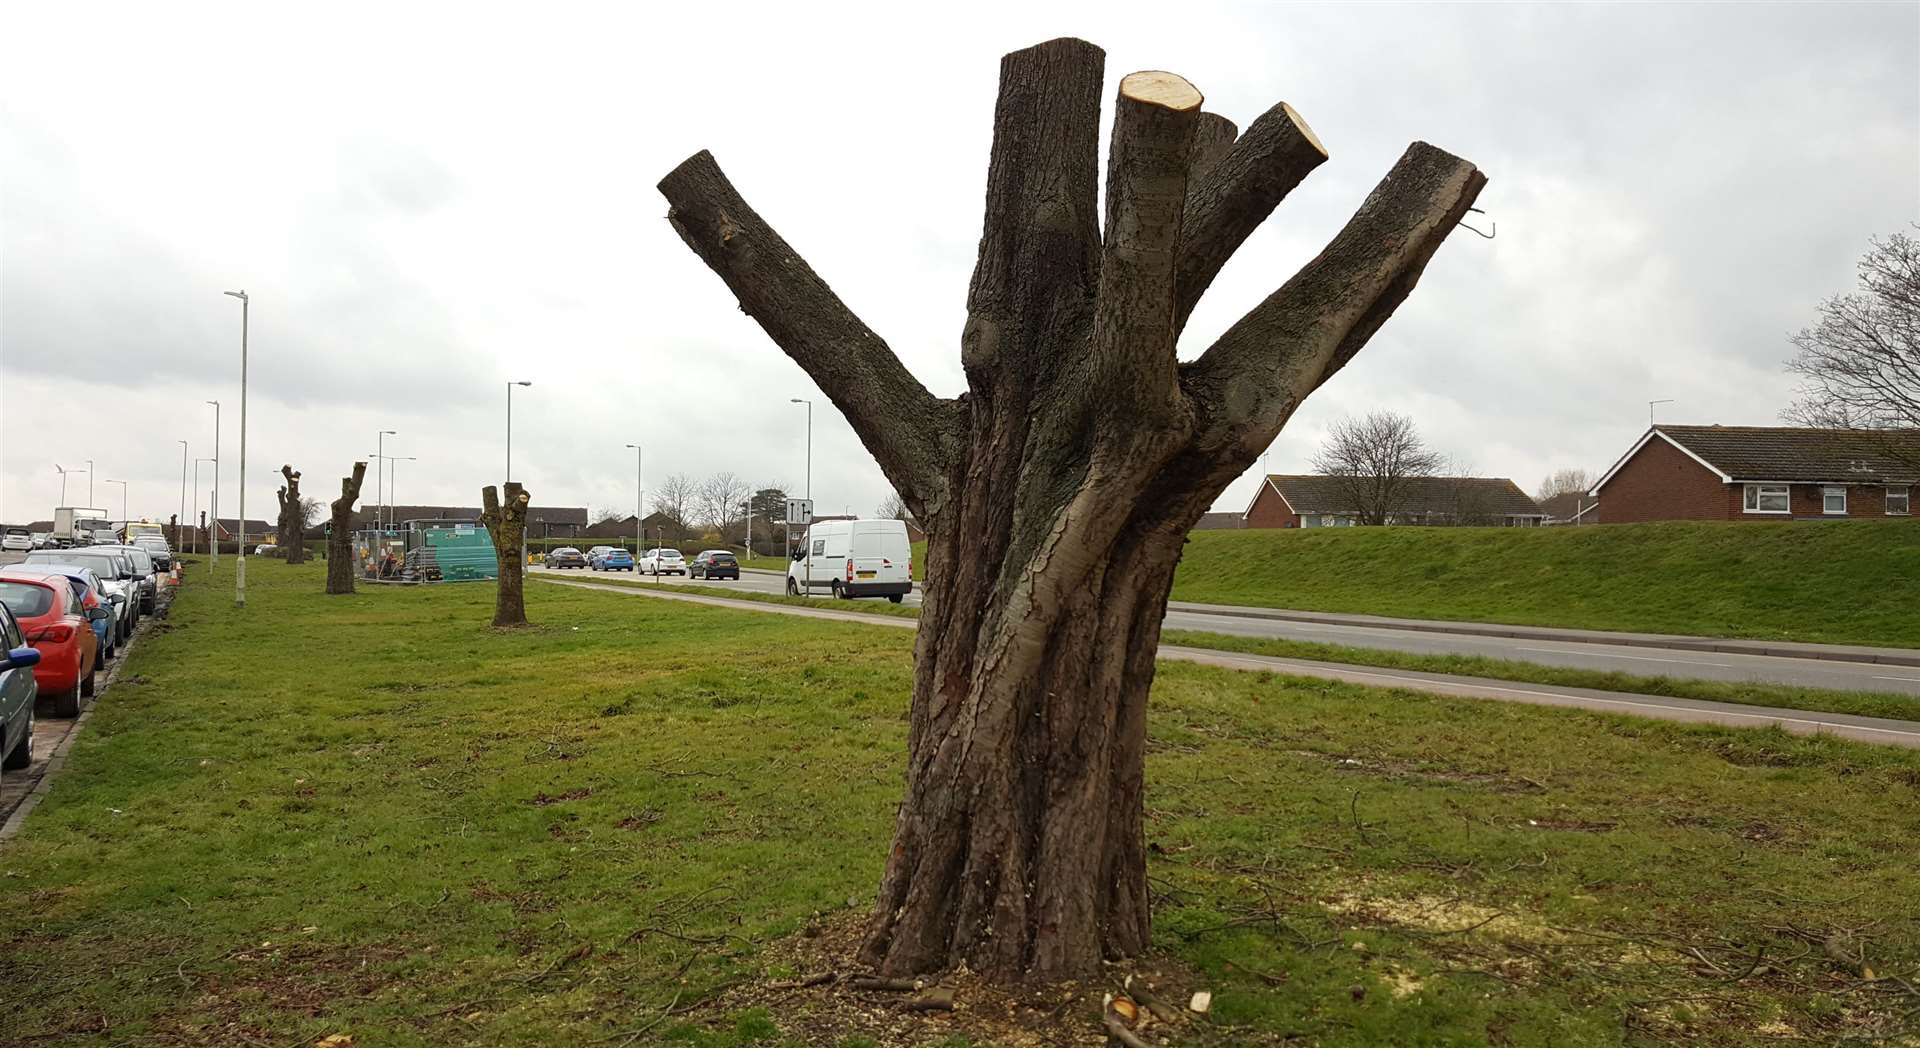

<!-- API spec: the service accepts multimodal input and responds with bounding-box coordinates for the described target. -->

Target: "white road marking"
[1873,675,1920,683]
[1516,645,1730,668]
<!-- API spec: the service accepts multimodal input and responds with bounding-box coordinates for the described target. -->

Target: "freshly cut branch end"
[1119,70,1202,112]
[1280,101,1327,158]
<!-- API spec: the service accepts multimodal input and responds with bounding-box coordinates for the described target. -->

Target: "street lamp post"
[105,479,127,531]
[54,464,69,506]
[506,381,533,482]
[624,443,643,557]
[223,289,248,607]
[86,458,94,509]
[206,400,221,565]
[790,398,812,595]
[177,440,189,550]
[390,456,416,540]
[375,430,396,534]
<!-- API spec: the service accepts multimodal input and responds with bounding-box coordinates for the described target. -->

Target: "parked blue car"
[589,547,635,572]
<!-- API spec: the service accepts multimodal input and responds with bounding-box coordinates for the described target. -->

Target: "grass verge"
[1171,520,1920,647]
[1161,629,1920,724]
[544,574,1920,724]
[3,564,1917,1046]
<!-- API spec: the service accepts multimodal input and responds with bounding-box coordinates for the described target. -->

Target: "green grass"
[3,564,1918,1045]
[1162,629,1920,724]
[541,573,921,619]
[1170,520,1920,646]
[544,573,1920,723]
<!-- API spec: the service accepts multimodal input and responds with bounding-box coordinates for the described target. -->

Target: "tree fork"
[659,37,1486,983]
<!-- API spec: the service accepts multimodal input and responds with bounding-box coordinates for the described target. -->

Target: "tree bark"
[277,464,308,564]
[481,483,531,627]
[658,36,1486,983]
[325,463,366,595]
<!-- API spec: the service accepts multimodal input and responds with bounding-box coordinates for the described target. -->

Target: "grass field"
[1170,520,1920,646]
[3,565,1917,1045]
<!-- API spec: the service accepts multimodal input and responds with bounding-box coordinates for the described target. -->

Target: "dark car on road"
[689,550,739,580]
[546,547,588,569]
[0,603,42,780]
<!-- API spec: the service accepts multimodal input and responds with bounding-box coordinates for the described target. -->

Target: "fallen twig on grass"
[767,971,836,990]
[847,974,925,992]
[1104,999,1155,1048]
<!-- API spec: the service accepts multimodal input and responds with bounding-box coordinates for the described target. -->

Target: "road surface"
[533,576,1920,749]
[529,564,1920,697]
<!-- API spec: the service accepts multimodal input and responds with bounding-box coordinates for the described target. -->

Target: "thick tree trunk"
[659,37,1485,982]
[481,483,531,627]
[277,465,307,564]
[326,463,367,595]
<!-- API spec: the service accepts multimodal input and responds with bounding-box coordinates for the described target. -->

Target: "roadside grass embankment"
[1171,520,1920,647]
[3,564,1915,1045]
[545,573,1920,724]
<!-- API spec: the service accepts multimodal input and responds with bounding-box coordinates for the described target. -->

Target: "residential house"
[1590,425,1918,523]
[1243,475,1546,528]
[1191,511,1246,531]
[353,504,590,536]
[1537,492,1600,526]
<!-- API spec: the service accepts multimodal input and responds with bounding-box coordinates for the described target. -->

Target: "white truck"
[51,507,110,548]
[787,518,912,602]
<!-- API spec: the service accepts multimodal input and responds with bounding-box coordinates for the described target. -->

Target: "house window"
[1742,484,1789,514]
[1822,487,1847,515]
[1889,486,1911,516]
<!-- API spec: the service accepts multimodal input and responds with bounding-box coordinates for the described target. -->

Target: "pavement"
[534,574,1920,749]
[529,563,1920,697]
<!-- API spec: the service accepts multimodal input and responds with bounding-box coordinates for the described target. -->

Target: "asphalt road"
[530,563,1920,697]
[535,576,1920,749]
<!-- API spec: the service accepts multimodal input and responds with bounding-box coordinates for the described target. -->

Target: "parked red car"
[0,570,102,717]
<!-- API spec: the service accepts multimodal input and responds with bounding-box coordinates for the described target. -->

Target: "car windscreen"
[28,552,121,578]
[125,550,153,573]
[0,580,57,617]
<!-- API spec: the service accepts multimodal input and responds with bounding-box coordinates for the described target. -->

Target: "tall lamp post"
[506,381,533,482]
[390,456,416,539]
[787,399,810,591]
[177,440,189,550]
[86,458,94,509]
[105,479,127,531]
[205,400,221,565]
[194,458,215,554]
[54,464,70,506]
[375,429,396,533]
[624,443,643,555]
[223,289,248,607]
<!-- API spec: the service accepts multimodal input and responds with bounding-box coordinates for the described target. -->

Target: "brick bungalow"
[1590,425,1918,523]
[1243,475,1546,528]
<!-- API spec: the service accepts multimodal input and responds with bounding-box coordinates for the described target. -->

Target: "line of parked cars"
[0,534,175,783]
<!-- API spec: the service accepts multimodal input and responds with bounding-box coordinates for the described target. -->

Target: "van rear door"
[850,521,910,585]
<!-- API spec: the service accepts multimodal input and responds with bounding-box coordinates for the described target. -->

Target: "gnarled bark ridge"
[326,463,366,595]
[658,37,1486,982]
[481,483,531,627]
[276,464,307,564]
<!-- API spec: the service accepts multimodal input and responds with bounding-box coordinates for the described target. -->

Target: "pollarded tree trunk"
[277,464,308,564]
[658,37,1485,982]
[326,462,367,595]
[481,483,531,628]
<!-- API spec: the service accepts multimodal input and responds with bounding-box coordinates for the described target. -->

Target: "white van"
[788,518,912,602]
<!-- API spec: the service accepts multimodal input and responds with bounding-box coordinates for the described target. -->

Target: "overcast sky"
[3,2,1915,530]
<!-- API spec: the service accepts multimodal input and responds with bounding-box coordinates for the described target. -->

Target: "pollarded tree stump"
[481,482,531,627]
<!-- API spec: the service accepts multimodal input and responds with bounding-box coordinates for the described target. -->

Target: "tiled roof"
[1266,475,1543,518]
[358,505,589,526]
[1652,425,1920,484]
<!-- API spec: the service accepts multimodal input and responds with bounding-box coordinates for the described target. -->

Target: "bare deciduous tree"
[1310,412,1444,525]
[660,37,1484,982]
[298,496,321,530]
[697,472,751,535]
[1536,467,1594,502]
[480,483,531,627]
[1785,230,1920,466]
[876,492,908,521]
[652,473,698,533]
[325,463,366,595]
